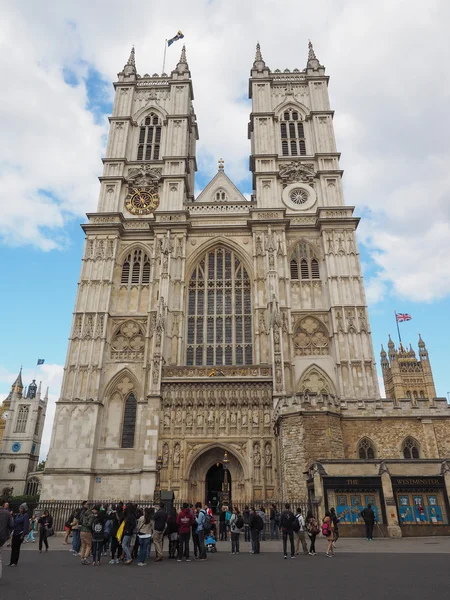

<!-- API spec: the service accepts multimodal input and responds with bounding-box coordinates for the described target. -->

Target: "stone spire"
[123,46,137,77]
[418,333,426,348]
[253,41,267,72]
[306,39,322,70]
[176,45,189,73]
[26,380,38,399]
[380,344,389,367]
[127,46,136,67]
[11,368,23,394]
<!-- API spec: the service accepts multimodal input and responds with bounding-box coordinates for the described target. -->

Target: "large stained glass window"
[186,247,252,366]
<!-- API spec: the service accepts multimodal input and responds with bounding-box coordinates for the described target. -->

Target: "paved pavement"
[1,537,449,599]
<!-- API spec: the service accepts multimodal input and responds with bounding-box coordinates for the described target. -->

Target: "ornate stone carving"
[278,161,315,187]
[126,165,162,188]
[111,321,145,360]
[294,317,330,356]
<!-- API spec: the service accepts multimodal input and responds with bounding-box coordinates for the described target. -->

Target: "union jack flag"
[396,313,412,322]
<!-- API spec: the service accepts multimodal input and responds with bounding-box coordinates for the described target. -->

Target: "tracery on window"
[121,249,151,286]
[358,437,376,460]
[290,242,320,281]
[214,189,228,202]
[111,321,145,360]
[137,113,162,161]
[15,405,29,433]
[186,247,253,366]
[280,108,306,157]
[25,477,39,496]
[402,437,420,459]
[293,316,329,356]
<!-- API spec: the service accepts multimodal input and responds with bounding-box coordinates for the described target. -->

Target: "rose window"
[290,188,309,204]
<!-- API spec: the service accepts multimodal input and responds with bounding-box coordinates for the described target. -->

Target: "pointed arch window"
[280,109,306,157]
[186,247,253,366]
[290,242,320,281]
[121,249,151,287]
[121,393,137,448]
[358,438,376,460]
[15,405,29,433]
[137,113,162,161]
[402,437,420,459]
[25,477,40,496]
[8,464,15,473]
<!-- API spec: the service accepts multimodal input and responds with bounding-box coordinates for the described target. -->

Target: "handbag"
[116,520,125,542]
[46,526,55,537]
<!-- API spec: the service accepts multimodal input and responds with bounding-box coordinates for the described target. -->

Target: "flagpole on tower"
[162,40,167,74]
[394,311,402,346]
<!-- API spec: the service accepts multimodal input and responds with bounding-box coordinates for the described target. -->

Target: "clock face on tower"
[1,410,9,421]
[125,186,160,215]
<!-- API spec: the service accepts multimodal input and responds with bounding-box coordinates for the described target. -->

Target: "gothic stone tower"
[0,370,48,496]
[42,42,380,502]
[381,334,437,402]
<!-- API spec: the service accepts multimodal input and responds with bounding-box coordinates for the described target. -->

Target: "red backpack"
[321,519,332,537]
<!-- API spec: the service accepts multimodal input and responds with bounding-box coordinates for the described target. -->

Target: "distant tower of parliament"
[40,42,450,538]
[0,369,48,496]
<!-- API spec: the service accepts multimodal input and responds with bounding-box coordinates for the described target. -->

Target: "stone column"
[313,469,325,523]
[379,463,402,538]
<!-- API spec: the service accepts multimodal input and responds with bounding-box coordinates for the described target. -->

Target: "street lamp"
[154,453,163,505]
[222,451,230,505]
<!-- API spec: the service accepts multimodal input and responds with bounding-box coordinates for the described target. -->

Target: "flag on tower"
[37,358,45,365]
[396,313,412,323]
[167,31,184,46]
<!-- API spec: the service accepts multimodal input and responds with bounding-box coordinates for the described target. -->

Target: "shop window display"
[397,491,447,525]
[327,490,383,524]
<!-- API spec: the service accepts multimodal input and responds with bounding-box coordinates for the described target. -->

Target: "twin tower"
[39,42,448,536]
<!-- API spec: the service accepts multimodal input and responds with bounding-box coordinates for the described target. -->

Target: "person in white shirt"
[294,508,308,555]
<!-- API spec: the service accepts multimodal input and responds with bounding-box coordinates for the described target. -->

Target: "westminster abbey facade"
[42,43,450,537]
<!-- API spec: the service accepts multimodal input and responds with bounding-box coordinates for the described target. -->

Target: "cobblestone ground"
[1,538,449,599]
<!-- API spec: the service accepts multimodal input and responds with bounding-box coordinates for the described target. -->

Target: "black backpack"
[254,515,264,531]
[202,510,213,532]
[235,515,244,529]
[292,515,301,533]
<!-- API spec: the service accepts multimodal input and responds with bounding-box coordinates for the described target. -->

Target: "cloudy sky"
[1,0,449,459]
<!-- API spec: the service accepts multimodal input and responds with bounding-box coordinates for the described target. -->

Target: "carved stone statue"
[219,410,226,427]
[173,443,180,467]
[253,443,261,467]
[241,411,248,426]
[186,411,193,427]
[252,409,259,427]
[265,443,272,466]
[162,443,169,467]
[164,411,170,428]
[197,412,204,427]
[208,410,214,427]
[230,411,237,427]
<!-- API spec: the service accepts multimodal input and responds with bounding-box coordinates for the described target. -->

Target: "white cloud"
[0,364,63,460]
[1,0,450,300]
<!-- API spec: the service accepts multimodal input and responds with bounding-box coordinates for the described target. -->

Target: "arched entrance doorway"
[205,462,232,511]
[187,445,246,507]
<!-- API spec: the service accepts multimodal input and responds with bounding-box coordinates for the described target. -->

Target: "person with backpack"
[249,507,263,554]
[229,507,244,555]
[37,509,53,555]
[257,507,267,541]
[305,509,320,555]
[330,507,340,547]
[361,503,376,541]
[322,511,335,557]
[195,502,208,560]
[137,507,154,566]
[294,508,308,555]
[80,505,94,565]
[280,503,295,559]
[270,504,280,540]
[0,497,13,580]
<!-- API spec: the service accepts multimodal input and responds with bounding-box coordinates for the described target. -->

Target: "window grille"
[137,113,162,161]
[290,242,320,281]
[280,109,306,157]
[186,247,252,366]
[120,249,152,287]
[9,464,15,473]
[15,405,29,433]
[358,438,376,460]
[121,393,137,448]
[403,437,420,459]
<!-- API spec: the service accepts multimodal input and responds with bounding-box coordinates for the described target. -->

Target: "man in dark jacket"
[270,504,280,540]
[361,504,376,540]
[153,502,167,561]
[249,507,263,554]
[280,503,295,559]
[0,497,13,579]
[177,503,195,561]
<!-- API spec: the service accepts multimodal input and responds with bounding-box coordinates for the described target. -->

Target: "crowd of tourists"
[0,496,378,575]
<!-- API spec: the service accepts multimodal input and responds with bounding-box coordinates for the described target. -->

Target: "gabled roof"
[195,168,248,204]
